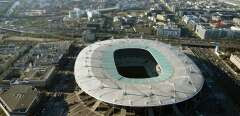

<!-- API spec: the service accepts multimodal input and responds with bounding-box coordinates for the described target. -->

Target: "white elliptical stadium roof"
[74,39,204,107]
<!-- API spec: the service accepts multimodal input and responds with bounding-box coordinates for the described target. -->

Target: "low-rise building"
[200,16,210,23]
[0,34,3,40]
[0,85,40,116]
[24,10,46,16]
[182,15,198,24]
[187,20,199,31]
[195,24,240,39]
[228,28,240,39]
[156,24,181,38]
[83,30,96,42]
[2,41,71,87]
[0,44,30,75]
[118,0,146,10]
[182,15,200,31]
[233,18,240,26]
[195,24,228,39]
[156,14,166,21]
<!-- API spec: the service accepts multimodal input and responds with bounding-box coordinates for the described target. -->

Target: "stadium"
[74,39,204,115]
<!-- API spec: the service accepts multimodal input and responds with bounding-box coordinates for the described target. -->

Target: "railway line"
[1,27,240,49]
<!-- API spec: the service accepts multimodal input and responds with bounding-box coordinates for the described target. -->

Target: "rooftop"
[0,85,39,113]
[74,39,204,107]
[3,41,71,82]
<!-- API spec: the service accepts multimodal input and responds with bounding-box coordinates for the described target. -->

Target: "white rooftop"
[74,39,204,107]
